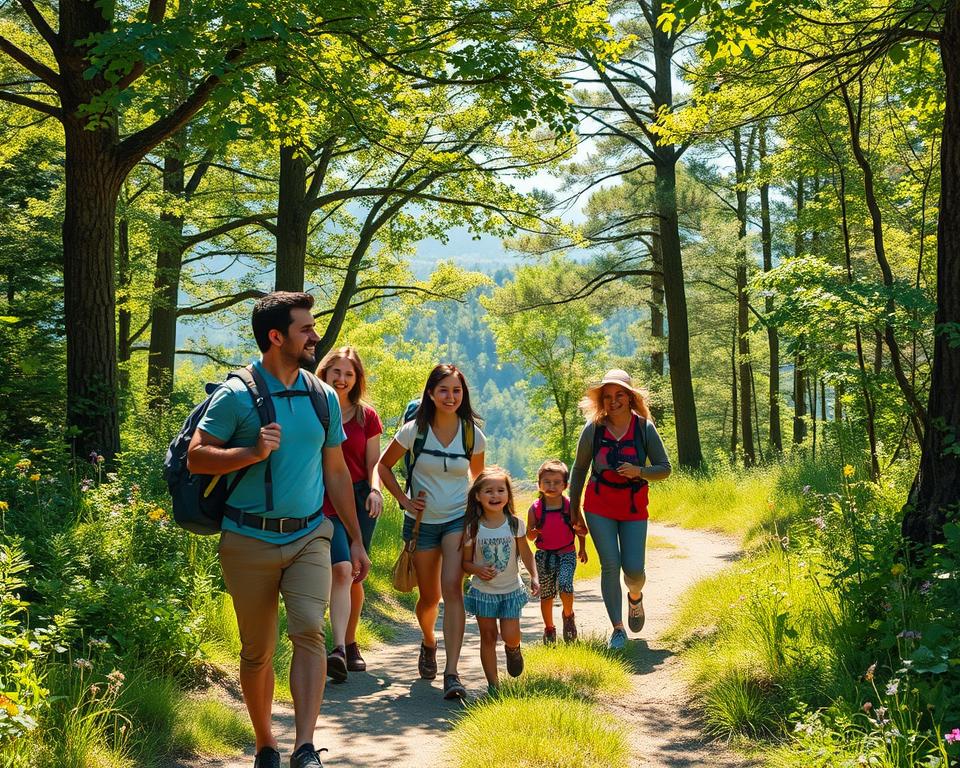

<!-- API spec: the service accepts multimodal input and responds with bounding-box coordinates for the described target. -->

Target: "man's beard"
[298,346,317,369]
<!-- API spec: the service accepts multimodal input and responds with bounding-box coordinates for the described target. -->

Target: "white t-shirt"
[468,516,527,594]
[394,419,487,524]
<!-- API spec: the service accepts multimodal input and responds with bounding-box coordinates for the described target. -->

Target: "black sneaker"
[504,644,524,677]
[327,646,348,683]
[562,611,578,642]
[442,673,466,699]
[628,593,645,633]
[254,746,281,768]
[418,642,438,680]
[290,743,328,768]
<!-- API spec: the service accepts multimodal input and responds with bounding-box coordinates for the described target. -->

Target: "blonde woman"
[568,369,672,649]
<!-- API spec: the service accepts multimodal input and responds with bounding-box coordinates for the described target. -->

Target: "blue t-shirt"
[197,361,346,544]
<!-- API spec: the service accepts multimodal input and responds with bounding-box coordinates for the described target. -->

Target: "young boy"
[526,459,588,643]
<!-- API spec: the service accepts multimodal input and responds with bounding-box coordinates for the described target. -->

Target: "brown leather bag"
[392,506,424,592]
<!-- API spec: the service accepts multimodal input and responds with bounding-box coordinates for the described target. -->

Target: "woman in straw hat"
[568,369,672,649]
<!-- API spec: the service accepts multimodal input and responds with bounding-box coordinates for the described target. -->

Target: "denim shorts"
[402,513,465,551]
[329,480,379,565]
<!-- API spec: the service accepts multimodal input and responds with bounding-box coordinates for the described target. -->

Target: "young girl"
[461,467,539,693]
[527,459,587,644]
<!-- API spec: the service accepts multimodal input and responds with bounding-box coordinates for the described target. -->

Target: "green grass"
[497,638,632,700]
[653,466,785,540]
[451,697,629,768]
[171,698,253,755]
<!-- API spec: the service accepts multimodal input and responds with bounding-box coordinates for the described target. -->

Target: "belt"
[224,506,324,535]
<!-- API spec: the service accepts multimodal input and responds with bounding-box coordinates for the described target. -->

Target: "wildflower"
[96,454,105,464]
[863,701,873,713]
[80,479,93,492]
[813,515,827,531]
[919,581,932,595]
[897,630,922,640]
[29,473,40,482]
[89,684,101,697]
[0,501,8,512]
[15,459,30,473]
[885,679,899,696]
[891,563,906,577]
[864,663,876,682]
[802,484,811,494]
[88,637,110,650]
[106,669,125,695]
[882,601,892,612]
[0,695,17,717]
[148,507,167,522]
[73,657,93,671]
[876,706,888,718]
[945,728,960,744]
[843,464,855,477]
[88,451,99,464]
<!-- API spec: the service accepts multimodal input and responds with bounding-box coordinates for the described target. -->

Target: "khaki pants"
[218,518,334,674]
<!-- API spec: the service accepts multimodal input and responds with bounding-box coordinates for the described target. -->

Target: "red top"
[323,405,383,517]
[528,497,575,553]
[582,415,650,522]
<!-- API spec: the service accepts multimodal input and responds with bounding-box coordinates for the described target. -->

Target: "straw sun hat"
[587,369,645,396]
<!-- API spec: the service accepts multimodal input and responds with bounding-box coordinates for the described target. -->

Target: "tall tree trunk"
[733,127,755,467]
[652,11,702,468]
[650,228,665,379]
[731,320,738,459]
[903,3,960,545]
[792,176,807,445]
[117,215,131,397]
[759,127,782,453]
[63,120,123,460]
[146,150,185,406]
[275,141,310,291]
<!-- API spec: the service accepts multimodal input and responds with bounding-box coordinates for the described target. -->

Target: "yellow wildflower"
[843,464,855,477]
[148,507,167,522]
[29,474,40,482]
[0,694,16,717]
[15,459,31,472]
[891,563,906,577]
[0,501,8,512]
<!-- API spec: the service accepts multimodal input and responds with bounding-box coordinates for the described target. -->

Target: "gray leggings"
[585,513,648,626]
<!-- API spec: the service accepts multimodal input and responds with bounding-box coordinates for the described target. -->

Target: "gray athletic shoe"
[609,627,628,650]
[254,746,280,768]
[628,593,645,633]
[290,743,327,768]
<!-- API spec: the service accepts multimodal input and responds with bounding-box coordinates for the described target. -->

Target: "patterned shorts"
[536,549,577,601]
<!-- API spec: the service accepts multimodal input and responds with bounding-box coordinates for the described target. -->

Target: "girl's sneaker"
[609,627,628,650]
[443,673,466,699]
[628,593,645,632]
[562,612,578,642]
[505,644,524,677]
[543,626,557,644]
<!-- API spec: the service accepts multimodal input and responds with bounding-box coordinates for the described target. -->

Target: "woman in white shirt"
[378,364,486,699]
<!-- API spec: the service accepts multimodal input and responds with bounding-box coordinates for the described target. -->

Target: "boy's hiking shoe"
[289,743,327,768]
[505,644,524,677]
[419,642,438,680]
[609,627,628,650]
[327,646,348,683]
[562,612,578,642]
[253,746,281,768]
[628,593,645,633]
[443,673,466,699]
[345,641,366,672]
[543,626,557,644]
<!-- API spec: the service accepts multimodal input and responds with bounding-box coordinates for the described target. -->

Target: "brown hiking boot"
[628,593,645,633]
[562,612,578,642]
[418,642,438,680]
[543,626,557,644]
[327,646,347,683]
[504,644,524,677]
[345,642,366,672]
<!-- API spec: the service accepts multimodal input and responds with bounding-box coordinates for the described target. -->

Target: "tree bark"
[117,215,131,396]
[275,141,310,291]
[146,149,185,405]
[759,127,782,453]
[733,127,755,467]
[792,176,807,445]
[903,2,960,545]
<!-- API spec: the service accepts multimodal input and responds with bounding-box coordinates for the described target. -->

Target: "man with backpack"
[187,291,370,768]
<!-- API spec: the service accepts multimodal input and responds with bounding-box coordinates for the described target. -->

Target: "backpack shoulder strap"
[231,365,276,426]
[300,370,331,431]
[531,497,544,528]
[461,418,475,458]
[632,416,648,462]
[228,365,276,512]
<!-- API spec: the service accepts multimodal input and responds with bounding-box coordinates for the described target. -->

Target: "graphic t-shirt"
[469,516,527,595]
[394,419,487,524]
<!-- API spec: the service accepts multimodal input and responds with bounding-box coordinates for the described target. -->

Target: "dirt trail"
[192,522,756,768]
